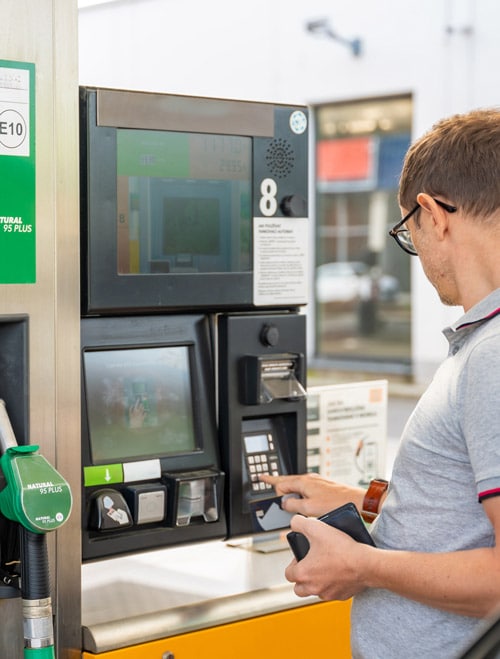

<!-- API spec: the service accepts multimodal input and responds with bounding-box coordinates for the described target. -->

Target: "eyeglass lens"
[396,225,417,254]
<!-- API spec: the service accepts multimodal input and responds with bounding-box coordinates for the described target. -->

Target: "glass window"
[314,95,412,369]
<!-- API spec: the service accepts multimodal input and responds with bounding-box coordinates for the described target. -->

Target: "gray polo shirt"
[351,288,500,659]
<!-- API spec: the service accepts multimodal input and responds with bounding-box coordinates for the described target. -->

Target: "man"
[261,108,500,658]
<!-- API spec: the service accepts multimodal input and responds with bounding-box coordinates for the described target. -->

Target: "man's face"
[405,209,458,307]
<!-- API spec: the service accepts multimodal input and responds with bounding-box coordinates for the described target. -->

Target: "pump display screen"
[116,129,252,276]
[83,346,198,463]
[244,434,270,454]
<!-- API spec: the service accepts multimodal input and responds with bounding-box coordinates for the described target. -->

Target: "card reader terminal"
[242,418,286,499]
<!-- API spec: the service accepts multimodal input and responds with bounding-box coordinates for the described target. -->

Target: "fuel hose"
[21,529,55,658]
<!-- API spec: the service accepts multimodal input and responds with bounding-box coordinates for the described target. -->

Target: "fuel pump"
[0,400,72,659]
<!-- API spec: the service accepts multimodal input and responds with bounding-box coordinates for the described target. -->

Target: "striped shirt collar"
[443,288,500,346]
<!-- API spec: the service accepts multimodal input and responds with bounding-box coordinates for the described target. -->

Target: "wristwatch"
[361,478,389,523]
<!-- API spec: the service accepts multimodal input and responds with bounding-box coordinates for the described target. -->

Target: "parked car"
[316,261,399,304]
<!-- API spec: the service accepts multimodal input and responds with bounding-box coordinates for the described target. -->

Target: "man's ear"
[416,192,434,214]
[416,193,450,241]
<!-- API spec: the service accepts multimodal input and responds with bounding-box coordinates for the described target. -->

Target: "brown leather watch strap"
[361,478,389,523]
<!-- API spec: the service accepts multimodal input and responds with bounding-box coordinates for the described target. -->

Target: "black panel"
[218,312,307,538]
[80,314,226,561]
[80,87,308,315]
[0,316,29,445]
[0,315,29,597]
[253,106,309,219]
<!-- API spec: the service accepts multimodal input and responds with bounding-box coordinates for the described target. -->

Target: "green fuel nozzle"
[0,402,72,534]
[0,399,73,659]
[0,443,72,534]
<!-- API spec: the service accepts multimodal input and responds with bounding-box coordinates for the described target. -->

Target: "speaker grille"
[265,139,295,178]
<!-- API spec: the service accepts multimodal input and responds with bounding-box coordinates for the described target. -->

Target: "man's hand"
[259,472,366,517]
[285,513,373,600]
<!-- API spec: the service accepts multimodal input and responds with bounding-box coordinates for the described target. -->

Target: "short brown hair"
[399,108,500,219]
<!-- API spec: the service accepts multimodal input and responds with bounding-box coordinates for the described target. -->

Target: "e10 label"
[0,109,27,150]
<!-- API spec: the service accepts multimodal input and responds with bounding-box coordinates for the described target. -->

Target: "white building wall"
[78,0,500,384]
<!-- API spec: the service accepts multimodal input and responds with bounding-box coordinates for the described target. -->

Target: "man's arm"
[286,496,500,618]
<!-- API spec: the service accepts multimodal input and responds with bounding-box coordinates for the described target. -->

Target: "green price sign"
[0,60,36,283]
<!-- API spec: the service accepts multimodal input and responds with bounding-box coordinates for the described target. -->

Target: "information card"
[307,381,388,487]
[253,216,308,306]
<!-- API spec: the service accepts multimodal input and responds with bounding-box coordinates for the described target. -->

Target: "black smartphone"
[287,502,376,561]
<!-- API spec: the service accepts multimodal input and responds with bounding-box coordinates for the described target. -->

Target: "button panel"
[243,432,281,494]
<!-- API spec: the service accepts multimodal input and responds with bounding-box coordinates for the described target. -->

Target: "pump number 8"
[259,178,278,217]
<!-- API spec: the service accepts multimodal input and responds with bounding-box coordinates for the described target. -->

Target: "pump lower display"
[80,314,227,561]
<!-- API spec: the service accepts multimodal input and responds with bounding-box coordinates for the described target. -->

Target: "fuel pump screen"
[83,346,198,463]
[116,129,252,276]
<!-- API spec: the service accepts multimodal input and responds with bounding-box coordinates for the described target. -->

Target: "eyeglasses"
[389,198,457,256]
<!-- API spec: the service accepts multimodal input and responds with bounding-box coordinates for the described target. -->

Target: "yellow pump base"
[82,599,351,658]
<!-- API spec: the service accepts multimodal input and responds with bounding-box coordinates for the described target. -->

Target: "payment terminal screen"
[83,346,198,463]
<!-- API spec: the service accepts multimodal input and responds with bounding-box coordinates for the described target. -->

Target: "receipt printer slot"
[240,353,306,405]
[163,469,222,527]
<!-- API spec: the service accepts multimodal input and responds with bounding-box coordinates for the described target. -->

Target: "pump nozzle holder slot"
[239,353,306,405]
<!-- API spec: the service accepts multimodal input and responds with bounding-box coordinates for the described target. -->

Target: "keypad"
[247,450,280,492]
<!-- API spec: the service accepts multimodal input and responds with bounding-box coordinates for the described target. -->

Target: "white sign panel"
[253,216,308,306]
[0,66,30,157]
[307,381,388,487]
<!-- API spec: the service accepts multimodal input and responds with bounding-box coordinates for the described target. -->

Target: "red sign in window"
[317,137,373,181]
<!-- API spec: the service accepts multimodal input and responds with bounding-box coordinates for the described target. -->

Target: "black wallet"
[287,502,376,561]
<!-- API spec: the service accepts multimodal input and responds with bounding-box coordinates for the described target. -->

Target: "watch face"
[289,110,307,135]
